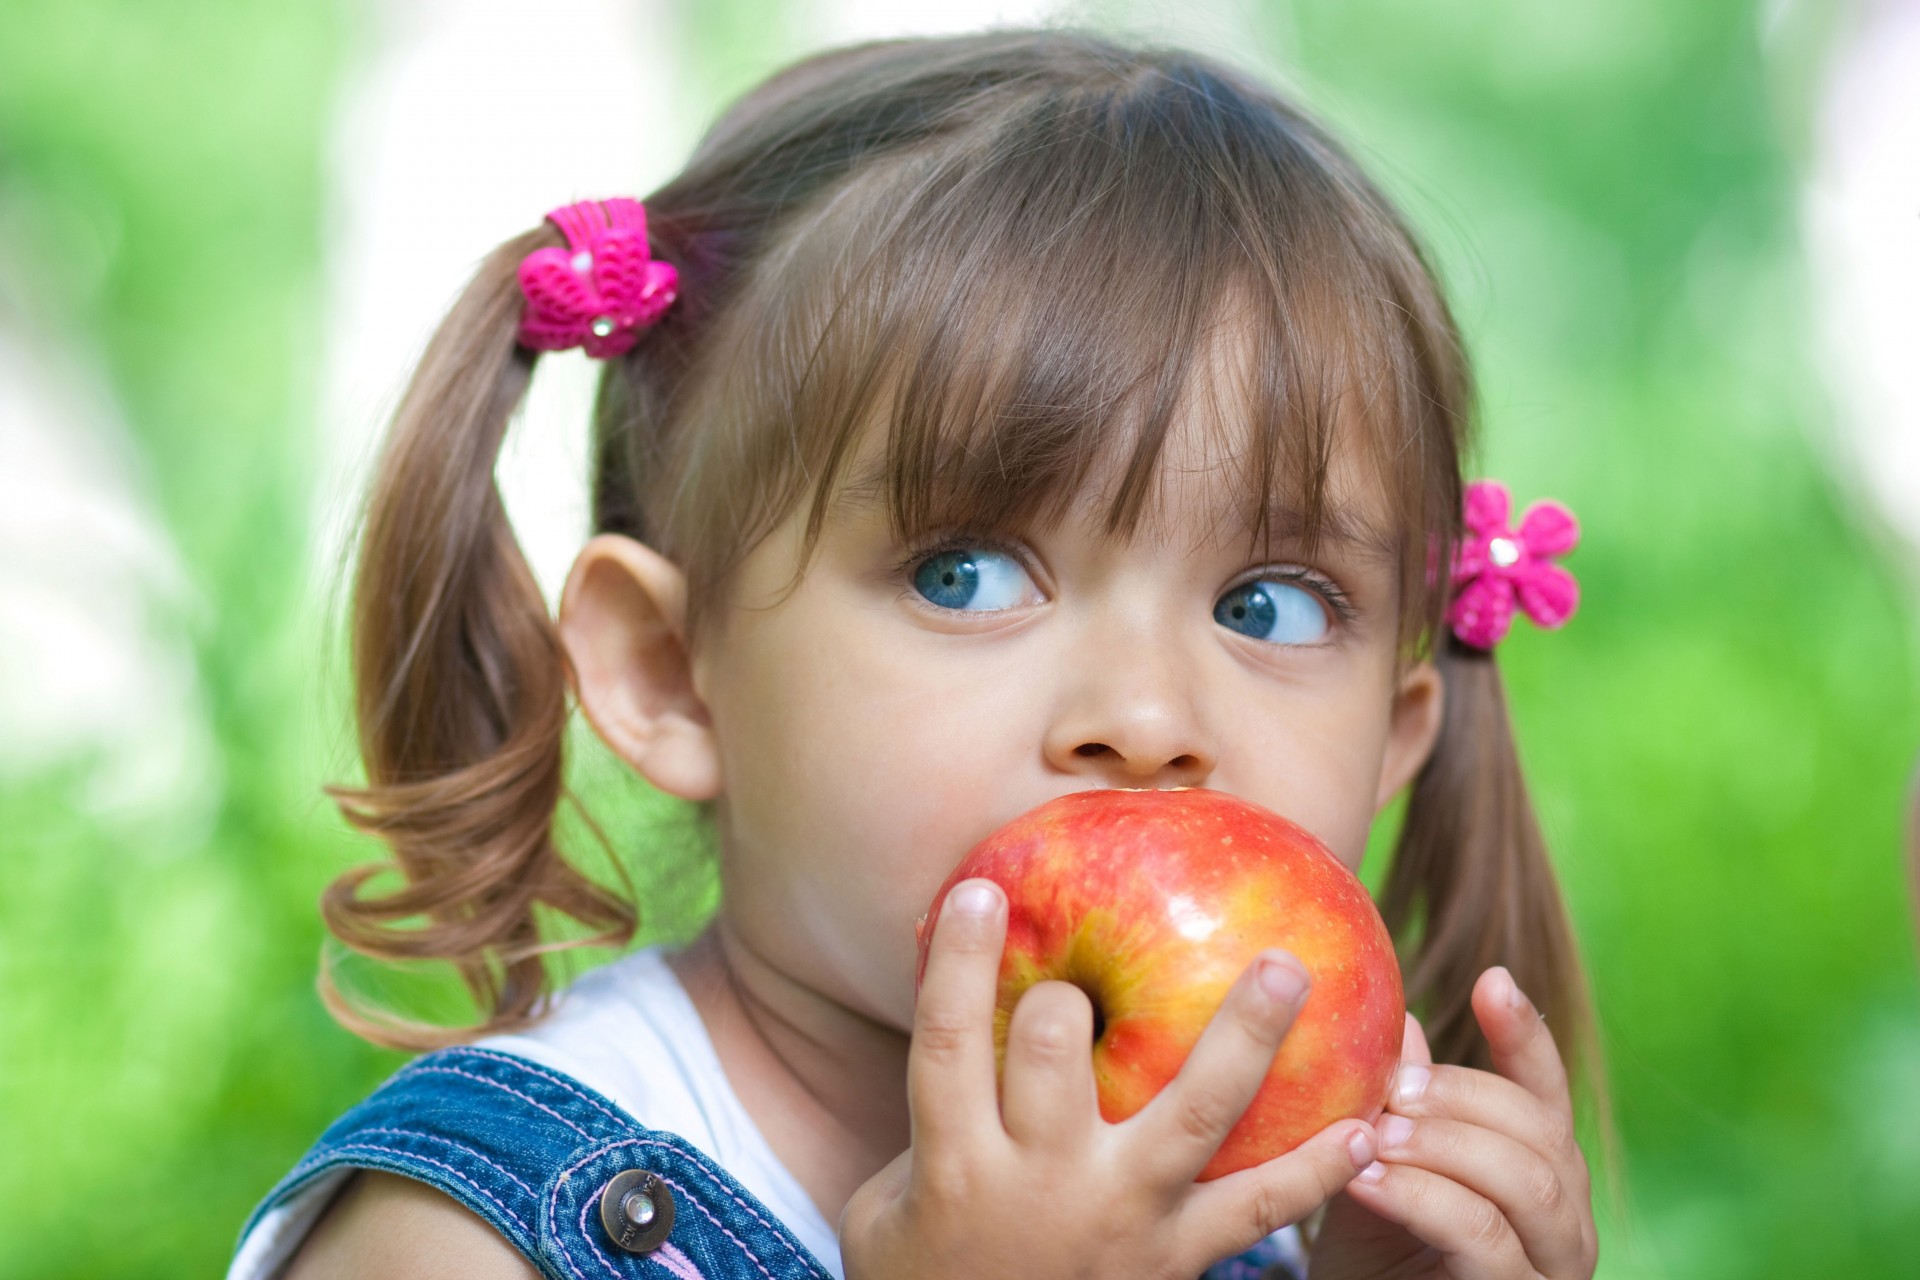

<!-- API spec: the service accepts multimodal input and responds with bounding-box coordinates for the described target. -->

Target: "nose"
[1041,624,1217,788]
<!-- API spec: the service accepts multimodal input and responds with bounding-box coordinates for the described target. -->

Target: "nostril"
[1074,743,1111,758]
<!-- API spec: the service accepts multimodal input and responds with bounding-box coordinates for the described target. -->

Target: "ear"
[1375,658,1443,813]
[557,534,721,802]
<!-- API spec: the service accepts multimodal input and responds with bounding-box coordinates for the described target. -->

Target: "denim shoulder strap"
[239,1045,835,1280]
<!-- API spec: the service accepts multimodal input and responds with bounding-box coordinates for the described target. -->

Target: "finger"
[1342,1161,1532,1280]
[1401,1011,1433,1066]
[907,879,1008,1154]
[1387,1062,1586,1188]
[1474,966,1572,1114]
[1000,980,1099,1149]
[1177,1118,1378,1269]
[1128,950,1313,1186]
[837,1145,912,1243]
[1375,1115,1591,1276]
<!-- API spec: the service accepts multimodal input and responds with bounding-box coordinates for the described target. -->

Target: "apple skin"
[914,787,1403,1181]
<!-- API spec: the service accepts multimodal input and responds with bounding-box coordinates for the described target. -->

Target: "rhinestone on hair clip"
[516,198,678,359]
[1448,480,1580,650]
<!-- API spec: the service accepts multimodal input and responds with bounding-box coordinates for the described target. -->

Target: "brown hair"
[320,29,1602,1120]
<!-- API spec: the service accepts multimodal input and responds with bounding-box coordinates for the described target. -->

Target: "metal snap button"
[598,1169,675,1254]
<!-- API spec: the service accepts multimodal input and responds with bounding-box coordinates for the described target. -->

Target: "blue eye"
[1214,580,1330,645]
[911,548,1036,611]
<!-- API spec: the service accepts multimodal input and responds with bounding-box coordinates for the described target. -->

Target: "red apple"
[914,787,1403,1181]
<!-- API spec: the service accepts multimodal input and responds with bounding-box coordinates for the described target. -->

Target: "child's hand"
[1307,969,1597,1279]
[839,878,1378,1280]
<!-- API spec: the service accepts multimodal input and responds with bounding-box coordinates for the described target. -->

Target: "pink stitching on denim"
[651,1242,707,1280]
[456,1047,626,1125]
[417,1052,822,1278]
[611,1140,818,1270]
[656,1176,773,1278]
[315,1141,533,1238]
[348,1126,540,1201]
[411,1064,593,1138]
[547,1141,827,1280]
[649,1174,774,1280]
[452,1046,818,1267]
[564,1195,711,1280]
[567,1166,771,1280]
[567,1194,714,1280]
[572,1191,624,1280]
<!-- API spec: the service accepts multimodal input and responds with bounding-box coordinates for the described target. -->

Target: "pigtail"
[1383,639,1599,1089]
[1378,636,1628,1241]
[318,228,636,1050]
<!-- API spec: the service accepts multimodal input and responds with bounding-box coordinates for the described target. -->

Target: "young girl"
[231,28,1601,1280]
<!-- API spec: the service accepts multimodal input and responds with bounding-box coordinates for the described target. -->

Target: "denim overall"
[238,1046,836,1279]
[238,1044,1305,1279]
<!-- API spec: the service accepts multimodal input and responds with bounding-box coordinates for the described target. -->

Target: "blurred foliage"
[1,0,1915,1277]
[1277,1,1920,1274]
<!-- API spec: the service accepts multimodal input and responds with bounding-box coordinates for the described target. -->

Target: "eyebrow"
[1242,504,1401,567]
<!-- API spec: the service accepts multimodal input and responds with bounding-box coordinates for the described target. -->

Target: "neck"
[666,919,912,1224]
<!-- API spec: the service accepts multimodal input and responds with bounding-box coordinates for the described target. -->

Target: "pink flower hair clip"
[1448,479,1580,650]
[516,197,678,359]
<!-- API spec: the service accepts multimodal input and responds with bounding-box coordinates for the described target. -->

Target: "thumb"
[1400,1011,1433,1067]
[838,1145,912,1241]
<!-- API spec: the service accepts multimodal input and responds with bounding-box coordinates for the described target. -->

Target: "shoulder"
[281,1171,540,1280]
[234,1045,839,1280]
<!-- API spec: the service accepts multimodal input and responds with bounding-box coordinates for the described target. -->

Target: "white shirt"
[227,946,844,1280]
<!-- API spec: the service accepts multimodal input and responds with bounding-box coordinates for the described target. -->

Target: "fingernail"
[1379,1114,1414,1152]
[1393,1064,1430,1107]
[1257,955,1310,1007]
[1354,1161,1386,1185]
[1346,1126,1376,1170]
[1504,970,1536,1017]
[949,881,1000,917]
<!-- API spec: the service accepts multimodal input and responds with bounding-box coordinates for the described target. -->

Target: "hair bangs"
[669,48,1463,651]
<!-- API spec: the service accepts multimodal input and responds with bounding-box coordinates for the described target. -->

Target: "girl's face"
[677,408,1443,1034]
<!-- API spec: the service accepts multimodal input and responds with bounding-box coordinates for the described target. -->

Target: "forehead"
[826,442,1402,578]
[1110,405,1400,565]
[821,312,1402,569]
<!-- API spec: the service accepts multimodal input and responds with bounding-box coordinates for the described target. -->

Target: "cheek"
[702,602,1049,1028]
[705,597,1040,884]
[1223,677,1396,871]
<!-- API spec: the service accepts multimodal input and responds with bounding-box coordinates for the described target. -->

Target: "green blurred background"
[2,0,1916,1276]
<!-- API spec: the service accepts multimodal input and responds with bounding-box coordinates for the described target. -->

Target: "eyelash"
[890,530,1034,585]
[893,530,1359,630]
[1228,566,1360,631]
